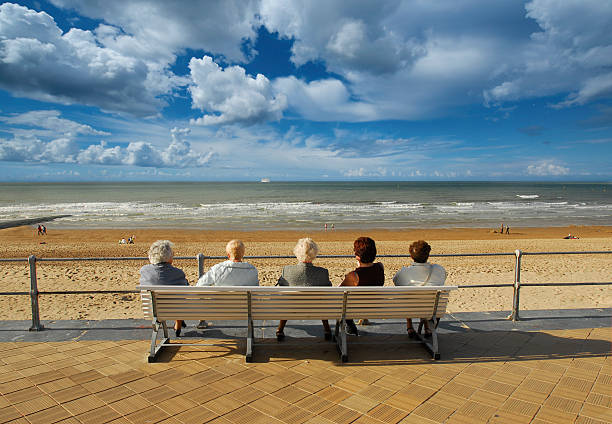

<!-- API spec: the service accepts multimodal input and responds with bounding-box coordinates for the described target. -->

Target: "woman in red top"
[341,237,384,335]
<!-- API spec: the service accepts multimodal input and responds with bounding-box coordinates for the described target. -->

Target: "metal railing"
[0,250,610,331]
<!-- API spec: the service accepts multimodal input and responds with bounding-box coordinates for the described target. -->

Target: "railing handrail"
[1,249,610,331]
[1,250,611,262]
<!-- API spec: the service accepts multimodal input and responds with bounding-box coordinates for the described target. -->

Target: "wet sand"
[0,225,610,320]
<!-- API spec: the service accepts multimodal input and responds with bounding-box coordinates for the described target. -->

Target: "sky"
[0,0,611,182]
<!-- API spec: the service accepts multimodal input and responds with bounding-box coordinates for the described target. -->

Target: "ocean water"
[0,182,610,230]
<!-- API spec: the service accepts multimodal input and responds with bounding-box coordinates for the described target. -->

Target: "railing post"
[197,253,205,278]
[28,255,44,331]
[196,253,208,330]
[507,249,522,321]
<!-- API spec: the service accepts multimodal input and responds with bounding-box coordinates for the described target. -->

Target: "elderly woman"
[393,240,446,338]
[276,238,332,341]
[139,240,189,337]
[340,236,385,336]
[197,239,258,286]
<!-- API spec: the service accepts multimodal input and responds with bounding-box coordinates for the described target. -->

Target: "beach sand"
[0,225,610,320]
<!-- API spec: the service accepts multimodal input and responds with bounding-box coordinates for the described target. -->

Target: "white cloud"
[526,160,570,176]
[0,126,214,168]
[261,0,612,120]
[342,167,387,178]
[485,0,612,107]
[50,0,260,64]
[0,110,109,137]
[76,129,215,168]
[0,3,176,116]
[375,137,416,145]
[273,76,376,121]
[189,56,287,126]
[554,72,612,108]
[4,0,611,124]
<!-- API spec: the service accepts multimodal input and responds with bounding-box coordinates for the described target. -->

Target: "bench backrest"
[140,286,457,321]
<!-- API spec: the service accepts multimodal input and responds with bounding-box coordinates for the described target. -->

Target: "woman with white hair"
[276,238,332,341]
[139,240,189,336]
[196,240,258,286]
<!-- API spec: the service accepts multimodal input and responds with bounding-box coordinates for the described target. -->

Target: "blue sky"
[0,0,611,181]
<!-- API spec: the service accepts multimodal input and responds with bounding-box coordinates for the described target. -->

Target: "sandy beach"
[0,225,610,320]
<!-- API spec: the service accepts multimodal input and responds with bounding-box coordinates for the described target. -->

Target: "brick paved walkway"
[0,325,610,424]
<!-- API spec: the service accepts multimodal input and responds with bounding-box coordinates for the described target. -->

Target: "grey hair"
[148,240,174,264]
[293,238,319,262]
[226,239,246,260]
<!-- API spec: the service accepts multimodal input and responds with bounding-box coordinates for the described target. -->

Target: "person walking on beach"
[341,237,384,335]
[500,223,504,234]
[393,240,446,338]
[139,240,190,337]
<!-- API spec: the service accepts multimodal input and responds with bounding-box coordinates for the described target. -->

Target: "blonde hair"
[293,238,319,262]
[226,239,246,260]
[148,240,174,264]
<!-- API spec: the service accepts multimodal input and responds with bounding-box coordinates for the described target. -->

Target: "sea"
[0,182,610,230]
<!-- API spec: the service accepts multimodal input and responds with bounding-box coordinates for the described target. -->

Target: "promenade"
[0,309,610,424]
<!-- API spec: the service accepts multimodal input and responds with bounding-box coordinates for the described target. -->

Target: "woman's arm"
[341,270,359,286]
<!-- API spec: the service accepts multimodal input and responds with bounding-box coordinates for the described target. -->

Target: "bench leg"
[148,321,170,363]
[245,319,254,363]
[334,319,348,362]
[415,319,440,360]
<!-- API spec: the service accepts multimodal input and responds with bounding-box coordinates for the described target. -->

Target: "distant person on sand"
[119,238,126,244]
[500,223,504,234]
[506,226,510,234]
[275,238,332,341]
[42,225,46,235]
[128,235,135,244]
[564,234,579,239]
[393,240,446,339]
[197,240,258,287]
[331,224,335,231]
[341,237,384,335]
[139,240,189,337]
[324,223,328,231]
[37,225,42,235]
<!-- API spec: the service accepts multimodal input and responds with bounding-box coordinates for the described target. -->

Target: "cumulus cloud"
[526,160,570,176]
[0,3,176,116]
[260,0,612,120]
[273,76,376,122]
[76,128,215,167]
[484,0,612,107]
[260,1,421,74]
[0,125,214,168]
[4,0,612,126]
[49,0,260,64]
[189,56,287,126]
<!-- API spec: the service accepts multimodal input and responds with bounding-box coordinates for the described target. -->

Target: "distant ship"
[260,178,270,183]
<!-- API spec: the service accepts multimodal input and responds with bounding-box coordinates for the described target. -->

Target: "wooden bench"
[140,285,457,363]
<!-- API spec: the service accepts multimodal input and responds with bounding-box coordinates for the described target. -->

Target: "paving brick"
[366,403,409,423]
[76,405,121,424]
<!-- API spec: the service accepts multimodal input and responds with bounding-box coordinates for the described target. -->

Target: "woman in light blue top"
[393,240,446,338]
[196,240,258,286]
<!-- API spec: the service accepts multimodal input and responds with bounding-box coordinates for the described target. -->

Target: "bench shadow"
[151,339,247,363]
[248,330,610,365]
